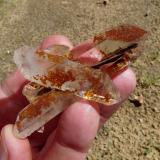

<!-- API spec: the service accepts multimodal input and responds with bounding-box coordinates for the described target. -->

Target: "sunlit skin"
[0,35,136,160]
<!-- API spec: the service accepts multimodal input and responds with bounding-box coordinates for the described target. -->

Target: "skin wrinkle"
[43,142,86,160]
[55,138,87,154]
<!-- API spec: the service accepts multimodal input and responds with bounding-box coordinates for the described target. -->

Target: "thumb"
[0,124,32,160]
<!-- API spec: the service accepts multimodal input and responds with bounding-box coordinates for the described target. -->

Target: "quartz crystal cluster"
[13,25,146,138]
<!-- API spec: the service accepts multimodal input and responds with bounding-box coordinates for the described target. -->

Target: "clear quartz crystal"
[14,91,78,138]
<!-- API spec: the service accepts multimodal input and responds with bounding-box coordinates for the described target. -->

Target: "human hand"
[0,35,136,160]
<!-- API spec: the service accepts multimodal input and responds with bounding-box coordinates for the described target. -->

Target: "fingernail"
[0,130,8,160]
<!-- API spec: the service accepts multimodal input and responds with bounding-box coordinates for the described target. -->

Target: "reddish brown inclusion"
[36,50,44,57]
[94,25,146,43]
[84,70,112,102]
[16,91,56,129]
[103,55,129,78]
[85,69,100,89]
[105,25,146,42]
[36,50,65,64]
[39,68,75,87]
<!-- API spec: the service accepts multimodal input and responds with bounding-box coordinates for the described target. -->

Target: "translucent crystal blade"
[93,25,147,56]
[14,91,76,138]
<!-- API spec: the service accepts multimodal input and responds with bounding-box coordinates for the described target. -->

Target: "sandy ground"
[0,0,160,159]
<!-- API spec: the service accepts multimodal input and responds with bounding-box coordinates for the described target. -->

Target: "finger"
[113,68,136,100]
[99,68,136,122]
[72,48,103,65]
[39,102,100,160]
[70,39,103,63]
[39,35,73,50]
[70,39,94,60]
[0,124,32,160]
[0,70,27,99]
[0,71,28,129]
[0,70,28,116]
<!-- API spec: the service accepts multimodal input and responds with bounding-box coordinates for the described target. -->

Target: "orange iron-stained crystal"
[14,91,77,138]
